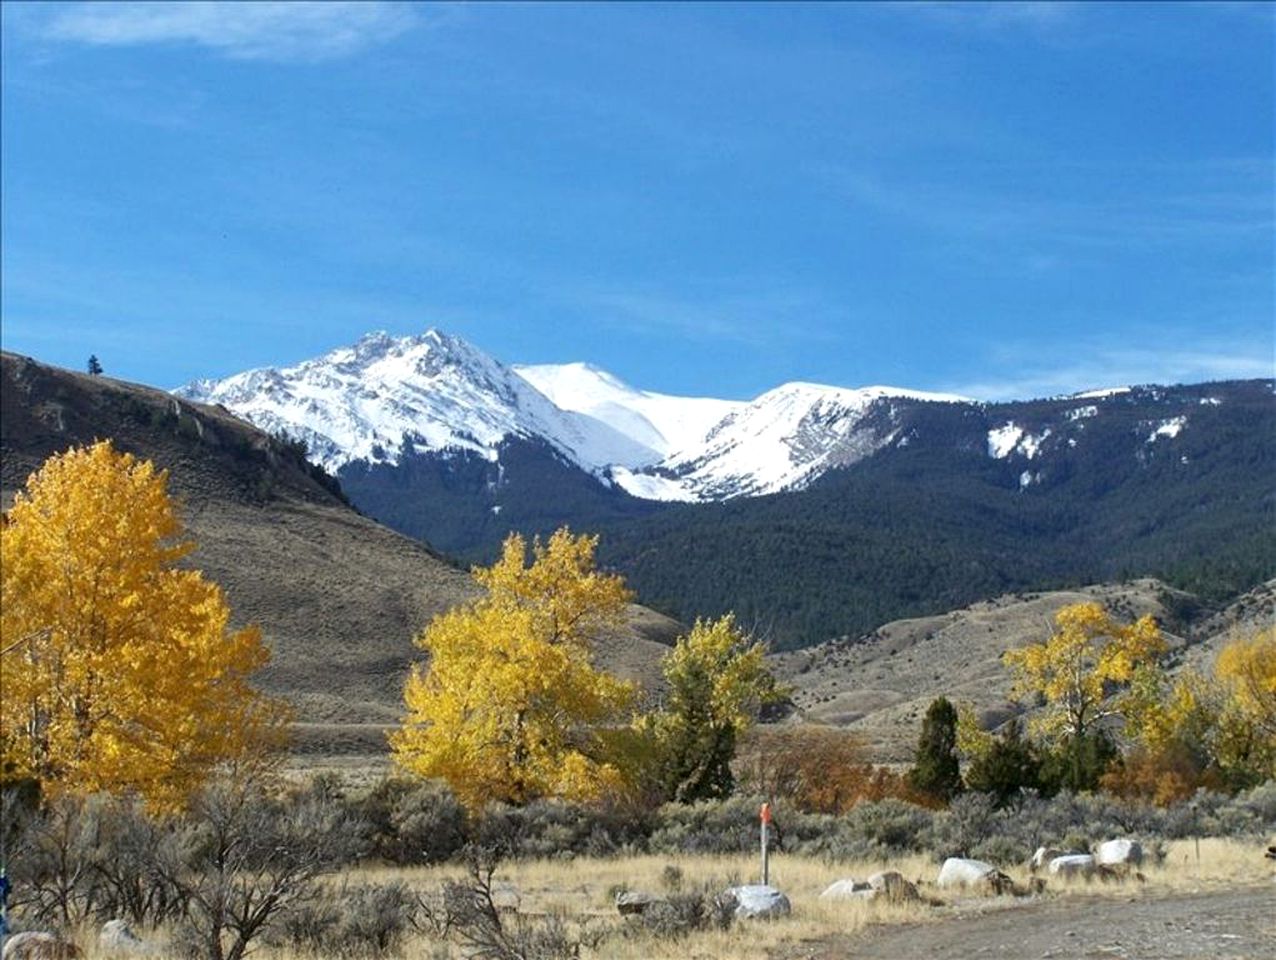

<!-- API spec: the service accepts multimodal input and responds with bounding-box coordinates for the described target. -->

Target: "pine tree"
[964,718,1042,807]
[87,354,103,375]
[909,696,963,802]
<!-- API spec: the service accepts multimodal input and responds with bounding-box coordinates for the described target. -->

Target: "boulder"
[98,920,153,954]
[1047,854,1097,879]
[867,871,920,903]
[614,890,666,916]
[2,932,82,960]
[819,878,874,900]
[936,858,1013,895]
[723,884,791,919]
[936,857,996,888]
[1029,846,1070,872]
[1095,839,1143,868]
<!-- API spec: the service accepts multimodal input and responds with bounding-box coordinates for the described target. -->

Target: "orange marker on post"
[760,802,772,885]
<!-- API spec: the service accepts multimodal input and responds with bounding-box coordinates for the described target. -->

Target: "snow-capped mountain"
[178,328,976,503]
[176,330,655,474]
[617,381,971,500]
[513,362,743,460]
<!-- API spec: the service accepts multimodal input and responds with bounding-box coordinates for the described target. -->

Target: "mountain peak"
[177,329,662,474]
[174,331,992,504]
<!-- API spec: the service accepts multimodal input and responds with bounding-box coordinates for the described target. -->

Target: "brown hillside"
[773,579,1208,762]
[0,352,680,761]
[1181,578,1276,671]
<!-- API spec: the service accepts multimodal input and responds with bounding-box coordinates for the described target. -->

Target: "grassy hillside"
[775,576,1275,762]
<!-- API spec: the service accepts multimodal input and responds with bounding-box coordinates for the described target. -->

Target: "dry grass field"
[50,839,1272,960]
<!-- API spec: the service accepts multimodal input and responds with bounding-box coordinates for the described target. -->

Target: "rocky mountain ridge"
[177,328,971,502]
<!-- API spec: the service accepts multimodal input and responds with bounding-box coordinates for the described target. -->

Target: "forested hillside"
[334,379,1274,650]
[338,435,665,557]
[597,381,1275,648]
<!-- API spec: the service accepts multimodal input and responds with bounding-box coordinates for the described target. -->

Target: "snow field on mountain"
[176,328,987,502]
[513,361,742,460]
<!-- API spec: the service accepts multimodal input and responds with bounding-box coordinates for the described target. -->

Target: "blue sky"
[2,1,1272,400]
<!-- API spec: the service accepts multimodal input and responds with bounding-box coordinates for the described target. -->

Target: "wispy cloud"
[565,284,844,348]
[833,161,1273,251]
[893,2,1078,36]
[44,1,419,62]
[945,339,1274,401]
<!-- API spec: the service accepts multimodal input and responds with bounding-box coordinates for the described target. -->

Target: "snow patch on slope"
[514,362,742,461]
[1148,416,1186,442]
[987,422,1050,460]
[608,466,702,502]
[1069,386,1132,400]
[988,423,1024,459]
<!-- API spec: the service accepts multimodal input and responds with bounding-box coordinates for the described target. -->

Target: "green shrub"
[926,792,998,861]
[269,882,417,957]
[648,796,772,856]
[476,799,653,859]
[361,779,469,865]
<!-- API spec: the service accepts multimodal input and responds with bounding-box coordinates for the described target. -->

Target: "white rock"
[867,871,920,902]
[936,857,1014,894]
[820,878,873,900]
[1095,839,1143,867]
[1047,854,1097,878]
[936,857,997,888]
[2,931,81,959]
[1029,846,1068,872]
[99,920,150,951]
[724,884,792,919]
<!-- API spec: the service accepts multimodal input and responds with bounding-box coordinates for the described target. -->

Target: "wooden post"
[760,802,772,886]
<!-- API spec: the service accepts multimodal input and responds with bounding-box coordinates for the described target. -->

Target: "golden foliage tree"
[1117,625,1276,796]
[391,528,637,810]
[1,441,287,808]
[1004,601,1165,745]
[1215,626,1276,744]
[648,614,782,804]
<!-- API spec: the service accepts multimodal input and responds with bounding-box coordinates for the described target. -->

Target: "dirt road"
[788,885,1276,960]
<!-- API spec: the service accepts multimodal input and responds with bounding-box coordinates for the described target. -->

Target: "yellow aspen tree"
[1003,601,1166,744]
[1,441,287,809]
[647,614,782,803]
[1215,626,1276,738]
[1212,626,1276,779]
[391,528,637,810]
[1106,629,1275,797]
